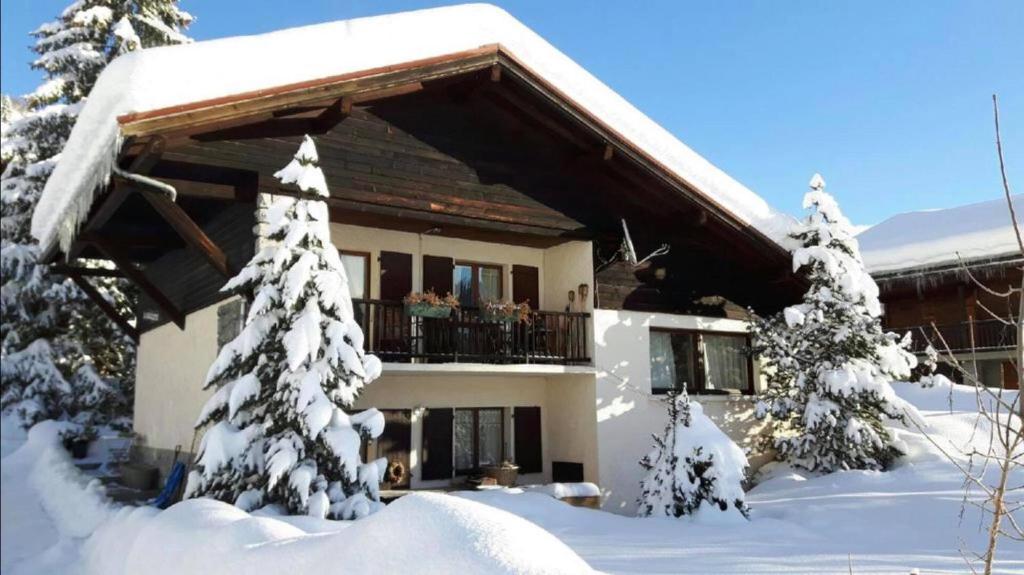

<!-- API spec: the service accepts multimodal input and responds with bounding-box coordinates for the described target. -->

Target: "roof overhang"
[97,44,793,271]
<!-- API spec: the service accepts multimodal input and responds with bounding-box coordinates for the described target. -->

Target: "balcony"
[897,319,1018,354]
[352,299,590,365]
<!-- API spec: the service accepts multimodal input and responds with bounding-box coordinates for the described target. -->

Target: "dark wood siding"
[379,251,412,301]
[422,255,454,295]
[138,201,255,332]
[513,406,542,474]
[512,264,538,307]
[421,408,453,481]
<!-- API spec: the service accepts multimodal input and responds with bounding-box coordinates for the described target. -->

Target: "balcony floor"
[380,362,597,376]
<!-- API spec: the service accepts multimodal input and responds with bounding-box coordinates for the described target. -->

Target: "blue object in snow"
[150,461,186,509]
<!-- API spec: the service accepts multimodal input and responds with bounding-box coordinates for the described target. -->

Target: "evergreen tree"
[185,136,387,519]
[752,174,917,473]
[0,1,192,429]
[638,392,750,519]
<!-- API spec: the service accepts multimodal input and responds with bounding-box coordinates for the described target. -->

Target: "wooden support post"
[136,190,234,278]
[65,271,140,342]
[89,236,186,329]
[312,96,353,133]
[490,63,502,83]
[602,143,614,161]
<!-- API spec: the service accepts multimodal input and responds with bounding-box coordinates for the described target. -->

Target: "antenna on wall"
[621,219,670,267]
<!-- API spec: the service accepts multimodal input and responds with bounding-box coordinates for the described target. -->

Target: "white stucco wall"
[330,223,592,313]
[591,309,769,514]
[133,300,224,453]
[351,372,598,489]
[134,296,599,490]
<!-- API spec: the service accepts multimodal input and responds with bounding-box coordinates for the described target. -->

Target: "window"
[453,407,505,473]
[339,251,370,327]
[339,251,370,300]
[649,329,752,394]
[453,262,502,307]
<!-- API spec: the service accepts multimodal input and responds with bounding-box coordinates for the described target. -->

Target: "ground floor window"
[650,329,752,394]
[453,407,505,473]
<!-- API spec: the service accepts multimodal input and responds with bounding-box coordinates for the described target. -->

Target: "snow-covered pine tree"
[751,174,917,473]
[0,1,192,429]
[185,136,387,519]
[638,391,750,519]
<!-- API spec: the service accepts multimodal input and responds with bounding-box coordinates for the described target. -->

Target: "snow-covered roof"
[857,194,1024,274]
[32,3,796,255]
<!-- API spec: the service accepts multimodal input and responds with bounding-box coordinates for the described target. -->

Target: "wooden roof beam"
[137,189,234,278]
[87,235,185,329]
[62,269,139,342]
[67,137,166,260]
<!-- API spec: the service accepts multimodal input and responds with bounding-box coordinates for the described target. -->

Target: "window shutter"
[512,265,539,307]
[421,408,453,480]
[379,251,412,301]
[513,406,542,474]
[216,299,246,349]
[422,255,454,295]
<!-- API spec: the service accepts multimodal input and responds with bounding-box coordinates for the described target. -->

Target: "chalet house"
[859,196,1022,389]
[32,4,804,513]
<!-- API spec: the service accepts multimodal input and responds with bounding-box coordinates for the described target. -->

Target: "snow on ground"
[858,194,1024,273]
[2,415,592,575]
[459,381,1022,574]
[1,419,112,575]
[3,382,1021,574]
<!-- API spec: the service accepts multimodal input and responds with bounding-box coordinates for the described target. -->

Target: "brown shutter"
[512,265,539,307]
[422,255,454,295]
[421,408,453,480]
[513,406,542,474]
[379,251,412,301]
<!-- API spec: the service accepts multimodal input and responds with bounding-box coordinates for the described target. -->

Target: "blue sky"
[2,0,1021,226]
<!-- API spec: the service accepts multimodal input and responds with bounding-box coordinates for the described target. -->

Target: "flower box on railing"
[403,291,459,319]
[481,300,531,323]
[405,302,454,318]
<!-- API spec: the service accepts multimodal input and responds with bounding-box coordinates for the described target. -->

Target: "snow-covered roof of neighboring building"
[857,194,1024,274]
[32,3,796,255]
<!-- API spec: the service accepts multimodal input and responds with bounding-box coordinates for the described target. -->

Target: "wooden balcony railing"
[351,299,591,365]
[894,319,1018,353]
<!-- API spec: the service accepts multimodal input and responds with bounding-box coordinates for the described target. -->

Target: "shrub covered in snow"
[752,174,917,473]
[0,0,192,433]
[638,392,750,519]
[185,136,385,519]
[909,345,953,388]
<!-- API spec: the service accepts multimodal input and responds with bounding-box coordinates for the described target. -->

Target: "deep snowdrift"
[1,420,115,574]
[85,492,592,575]
[3,381,1020,574]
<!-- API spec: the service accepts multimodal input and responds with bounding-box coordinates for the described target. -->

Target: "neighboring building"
[32,5,803,513]
[859,195,1022,389]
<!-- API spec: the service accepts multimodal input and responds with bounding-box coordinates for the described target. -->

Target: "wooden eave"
[111,43,793,272]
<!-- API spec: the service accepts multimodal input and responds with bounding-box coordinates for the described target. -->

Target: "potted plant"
[60,426,97,459]
[404,290,459,318]
[481,300,532,323]
[481,460,520,487]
